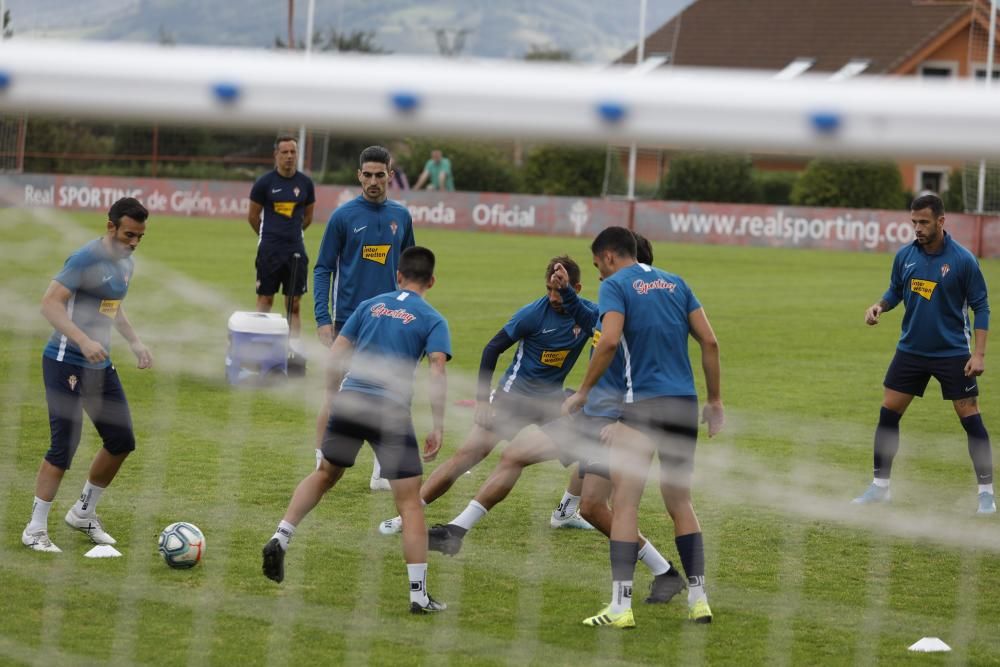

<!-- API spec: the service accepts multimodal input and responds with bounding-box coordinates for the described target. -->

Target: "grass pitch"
[1,208,999,666]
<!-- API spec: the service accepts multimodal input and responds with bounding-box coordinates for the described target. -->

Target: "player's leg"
[263,405,361,583]
[380,417,446,613]
[284,295,302,338]
[655,397,710,622]
[854,351,925,504]
[24,358,86,553]
[427,427,559,556]
[550,463,594,529]
[941,357,995,513]
[64,366,134,545]
[255,248,280,313]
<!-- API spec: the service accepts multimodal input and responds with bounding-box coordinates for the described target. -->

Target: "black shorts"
[621,396,699,481]
[489,390,564,442]
[541,413,616,479]
[884,350,978,400]
[320,392,422,480]
[256,248,308,297]
[42,356,135,470]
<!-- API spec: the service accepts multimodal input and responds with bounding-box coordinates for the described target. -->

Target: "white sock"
[980,483,995,495]
[872,478,890,488]
[407,563,429,605]
[28,497,52,532]
[72,481,105,517]
[609,580,633,614]
[315,448,323,470]
[687,575,707,605]
[451,500,488,532]
[272,520,296,551]
[372,457,382,480]
[638,540,670,576]
[554,491,580,518]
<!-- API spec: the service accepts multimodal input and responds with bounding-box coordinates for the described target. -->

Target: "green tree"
[658,153,759,203]
[274,28,389,53]
[520,145,620,196]
[790,159,906,210]
[753,170,799,205]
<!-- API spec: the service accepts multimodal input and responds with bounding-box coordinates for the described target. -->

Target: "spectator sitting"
[412,149,455,191]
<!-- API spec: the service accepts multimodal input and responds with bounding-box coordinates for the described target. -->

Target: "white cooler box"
[226,311,289,385]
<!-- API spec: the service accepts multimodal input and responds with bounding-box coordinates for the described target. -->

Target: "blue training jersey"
[314,196,415,328]
[496,296,593,398]
[339,289,451,407]
[249,169,316,252]
[43,238,133,369]
[882,232,990,357]
[559,286,630,419]
[599,263,702,402]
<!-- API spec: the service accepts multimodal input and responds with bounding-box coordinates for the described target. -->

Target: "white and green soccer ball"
[158,522,205,569]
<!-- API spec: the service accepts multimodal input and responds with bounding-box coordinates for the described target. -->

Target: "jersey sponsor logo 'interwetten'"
[99,299,122,318]
[272,201,295,217]
[370,302,416,324]
[362,244,391,264]
[540,349,570,368]
[910,278,937,301]
[632,278,677,295]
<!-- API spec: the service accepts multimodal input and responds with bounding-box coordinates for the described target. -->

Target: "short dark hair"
[398,246,435,284]
[108,197,149,227]
[274,135,298,150]
[546,255,581,285]
[591,226,637,259]
[633,231,653,264]
[359,145,392,169]
[911,193,944,218]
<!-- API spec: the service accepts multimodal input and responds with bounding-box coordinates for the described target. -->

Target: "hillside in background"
[5,0,689,62]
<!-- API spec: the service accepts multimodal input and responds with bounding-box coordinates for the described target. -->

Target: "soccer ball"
[158,522,205,569]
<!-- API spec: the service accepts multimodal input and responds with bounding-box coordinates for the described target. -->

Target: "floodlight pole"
[976,0,997,212]
[626,0,647,200]
[297,0,315,173]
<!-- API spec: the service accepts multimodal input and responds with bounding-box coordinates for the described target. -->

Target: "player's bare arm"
[114,305,153,369]
[40,280,107,364]
[247,200,264,235]
[966,328,988,377]
[301,203,315,231]
[865,299,890,326]
[689,307,724,437]
[425,351,448,462]
[324,335,354,396]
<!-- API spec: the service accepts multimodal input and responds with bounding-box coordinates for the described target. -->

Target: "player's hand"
[561,391,587,416]
[79,338,108,364]
[317,324,335,348]
[130,340,153,369]
[473,401,494,429]
[423,428,443,462]
[965,353,986,377]
[549,263,570,290]
[865,303,883,326]
[701,400,724,437]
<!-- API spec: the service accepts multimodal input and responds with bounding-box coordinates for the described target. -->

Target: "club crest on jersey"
[632,278,676,295]
[362,244,391,264]
[572,325,582,338]
[910,278,937,301]
[941,263,950,278]
[293,186,301,198]
[390,221,398,236]
[67,375,78,391]
[370,302,416,324]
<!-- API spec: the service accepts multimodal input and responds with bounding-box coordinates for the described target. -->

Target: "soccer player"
[426,236,687,607]
[262,246,451,614]
[563,226,724,628]
[314,145,415,490]
[853,193,994,514]
[377,256,596,536]
[247,135,316,341]
[22,197,153,553]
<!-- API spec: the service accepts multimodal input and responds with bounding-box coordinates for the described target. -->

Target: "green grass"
[1,208,999,665]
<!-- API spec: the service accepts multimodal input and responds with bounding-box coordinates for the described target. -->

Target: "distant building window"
[919,61,957,78]
[973,66,1000,80]
[916,166,950,194]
